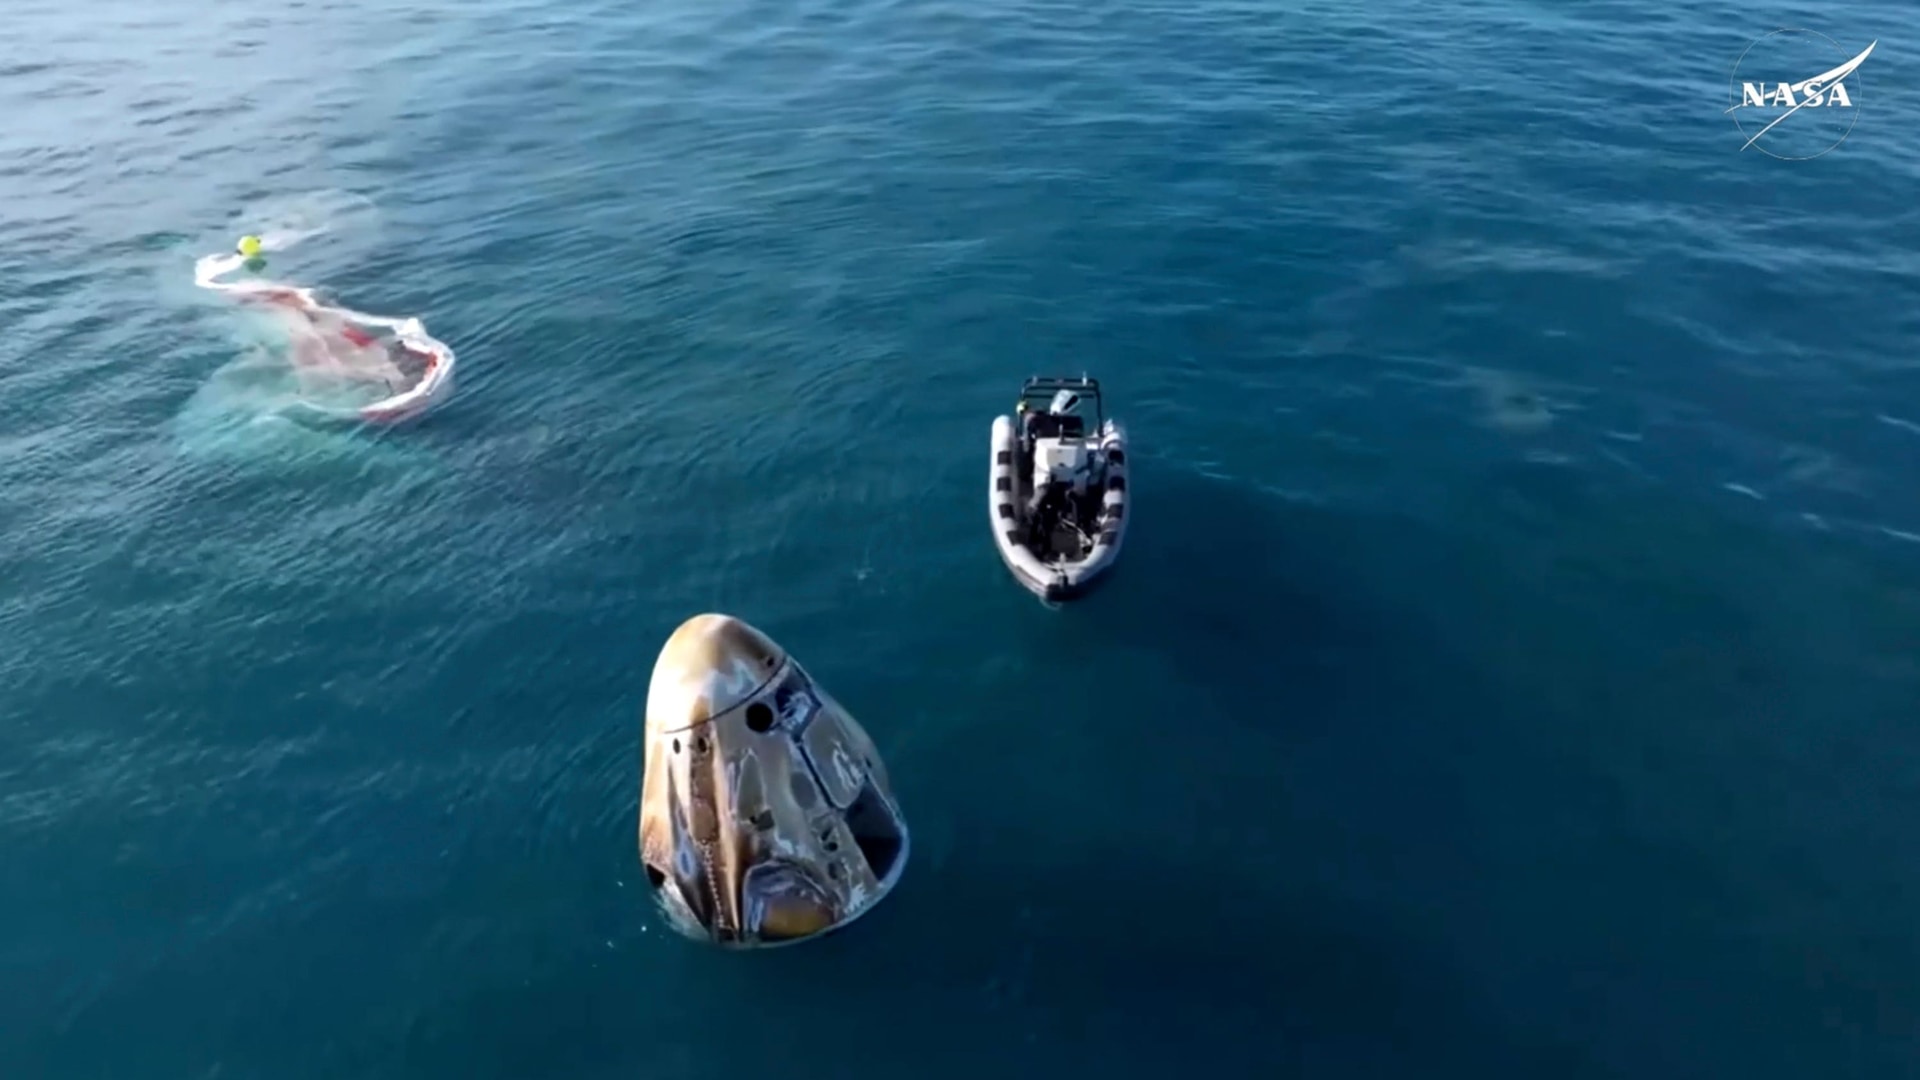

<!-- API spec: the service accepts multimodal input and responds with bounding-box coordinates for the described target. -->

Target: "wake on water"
[177,192,456,456]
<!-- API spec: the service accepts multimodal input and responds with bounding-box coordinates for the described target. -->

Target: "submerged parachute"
[194,232,455,425]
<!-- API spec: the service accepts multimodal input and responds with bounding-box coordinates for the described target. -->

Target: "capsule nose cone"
[645,613,787,735]
[637,613,910,949]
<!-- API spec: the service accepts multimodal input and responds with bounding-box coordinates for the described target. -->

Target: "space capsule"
[637,613,910,947]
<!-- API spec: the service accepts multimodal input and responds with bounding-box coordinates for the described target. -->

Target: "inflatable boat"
[988,376,1129,601]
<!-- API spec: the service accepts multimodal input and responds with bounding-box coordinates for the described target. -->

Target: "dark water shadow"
[391,835,1604,1080]
[1060,468,1469,747]
[376,473,1611,1080]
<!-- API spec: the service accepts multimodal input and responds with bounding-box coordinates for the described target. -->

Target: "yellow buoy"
[236,235,263,257]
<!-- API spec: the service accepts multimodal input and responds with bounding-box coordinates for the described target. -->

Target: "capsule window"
[841,779,905,884]
[746,702,776,733]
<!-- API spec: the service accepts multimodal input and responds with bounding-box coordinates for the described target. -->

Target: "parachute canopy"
[194,236,455,426]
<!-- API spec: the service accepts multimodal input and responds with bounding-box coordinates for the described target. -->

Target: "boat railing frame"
[1016,374,1104,430]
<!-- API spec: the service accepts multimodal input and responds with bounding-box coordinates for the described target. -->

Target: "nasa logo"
[1726,29,1876,160]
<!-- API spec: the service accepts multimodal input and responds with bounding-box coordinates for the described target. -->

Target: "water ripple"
[2,0,1917,1075]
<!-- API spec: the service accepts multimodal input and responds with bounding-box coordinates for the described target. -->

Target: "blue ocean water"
[4,0,1919,1075]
